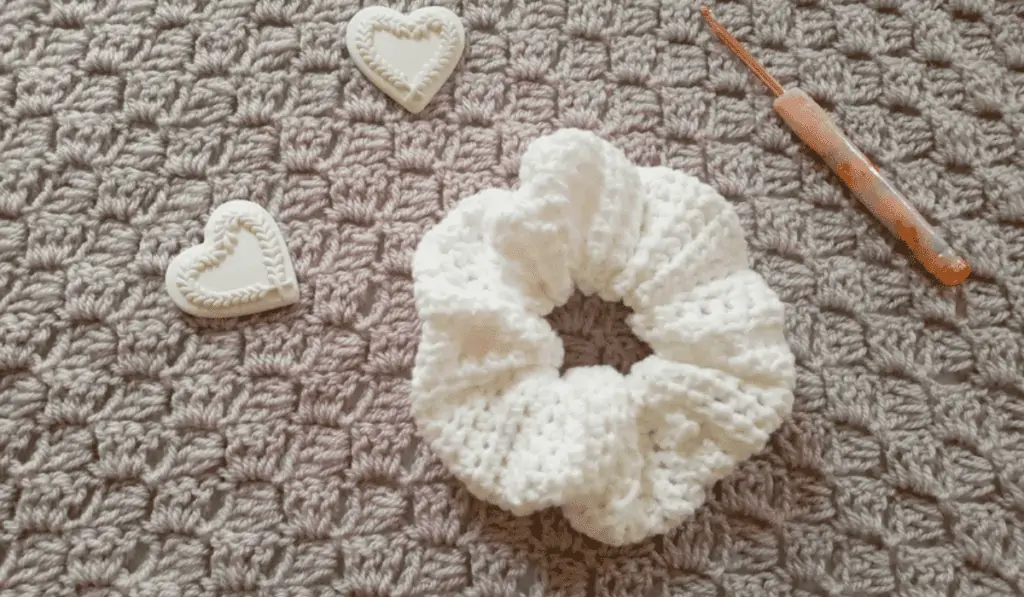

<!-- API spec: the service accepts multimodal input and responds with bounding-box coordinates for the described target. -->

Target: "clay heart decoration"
[165,200,299,318]
[346,5,466,114]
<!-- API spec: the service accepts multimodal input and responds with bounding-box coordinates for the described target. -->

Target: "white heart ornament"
[166,200,299,318]
[346,6,466,114]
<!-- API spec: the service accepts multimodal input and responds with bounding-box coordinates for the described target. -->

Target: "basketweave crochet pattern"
[1,0,1023,595]
[411,129,796,546]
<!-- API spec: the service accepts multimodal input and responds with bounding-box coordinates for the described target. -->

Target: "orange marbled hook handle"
[774,88,971,286]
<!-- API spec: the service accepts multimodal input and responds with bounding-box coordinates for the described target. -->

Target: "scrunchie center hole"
[545,290,653,375]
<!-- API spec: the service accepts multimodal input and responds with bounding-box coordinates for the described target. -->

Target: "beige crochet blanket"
[1,0,1022,595]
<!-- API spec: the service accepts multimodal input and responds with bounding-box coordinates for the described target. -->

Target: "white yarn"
[409,129,797,546]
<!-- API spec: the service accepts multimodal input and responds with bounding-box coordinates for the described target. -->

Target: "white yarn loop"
[410,129,797,545]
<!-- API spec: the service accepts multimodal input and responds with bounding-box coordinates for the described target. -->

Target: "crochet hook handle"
[701,6,970,286]
[773,89,970,286]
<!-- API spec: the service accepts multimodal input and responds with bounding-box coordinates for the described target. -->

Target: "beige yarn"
[1,0,1021,594]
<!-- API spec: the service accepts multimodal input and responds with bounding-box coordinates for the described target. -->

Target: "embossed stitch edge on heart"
[175,206,294,310]
[351,8,463,102]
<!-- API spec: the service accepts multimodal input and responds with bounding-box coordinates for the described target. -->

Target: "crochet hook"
[701,7,971,287]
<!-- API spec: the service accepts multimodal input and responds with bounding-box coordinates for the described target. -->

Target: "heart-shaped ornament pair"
[346,6,466,114]
[166,200,299,318]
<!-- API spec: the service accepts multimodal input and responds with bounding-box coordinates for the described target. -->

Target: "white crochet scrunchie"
[410,129,796,545]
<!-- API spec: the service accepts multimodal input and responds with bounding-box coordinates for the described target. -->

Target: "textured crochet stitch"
[410,129,797,545]
[2,0,1023,594]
